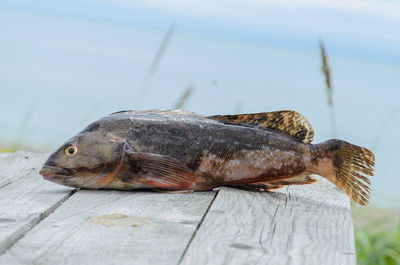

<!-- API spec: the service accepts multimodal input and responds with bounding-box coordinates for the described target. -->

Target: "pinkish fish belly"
[192,147,313,189]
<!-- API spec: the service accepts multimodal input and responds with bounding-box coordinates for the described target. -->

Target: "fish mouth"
[40,165,75,180]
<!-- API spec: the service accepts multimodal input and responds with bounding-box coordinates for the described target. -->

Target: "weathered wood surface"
[181,184,356,265]
[0,152,74,255]
[0,152,356,265]
[0,152,216,265]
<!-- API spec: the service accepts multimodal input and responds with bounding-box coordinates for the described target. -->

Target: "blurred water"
[1,1,399,208]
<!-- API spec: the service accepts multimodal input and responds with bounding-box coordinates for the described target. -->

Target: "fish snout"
[39,165,75,180]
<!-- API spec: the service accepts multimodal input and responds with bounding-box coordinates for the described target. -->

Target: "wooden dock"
[0,152,356,265]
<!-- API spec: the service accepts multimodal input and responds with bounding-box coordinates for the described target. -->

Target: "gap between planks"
[178,189,219,264]
[0,189,77,255]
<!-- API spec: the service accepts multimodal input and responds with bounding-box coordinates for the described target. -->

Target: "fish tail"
[312,140,375,206]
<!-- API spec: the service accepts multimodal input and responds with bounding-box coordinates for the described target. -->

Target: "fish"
[39,110,375,205]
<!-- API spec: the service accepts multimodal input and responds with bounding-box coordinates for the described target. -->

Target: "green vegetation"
[355,222,400,265]
[353,206,400,265]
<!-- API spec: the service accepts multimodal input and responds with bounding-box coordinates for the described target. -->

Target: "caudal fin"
[314,140,375,206]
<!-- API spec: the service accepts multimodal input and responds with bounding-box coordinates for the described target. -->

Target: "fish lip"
[41,173,73,180]
[39,165,75,179]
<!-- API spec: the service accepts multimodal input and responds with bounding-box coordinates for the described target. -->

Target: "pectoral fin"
[122,149,196,189]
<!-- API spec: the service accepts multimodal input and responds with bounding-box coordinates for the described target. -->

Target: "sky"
[0,0,399,208]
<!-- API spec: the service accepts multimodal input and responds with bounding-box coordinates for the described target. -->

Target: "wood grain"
[0,152,74,254]
[0,152,45,188]
[180,180,356,265]
[0,188,216,265]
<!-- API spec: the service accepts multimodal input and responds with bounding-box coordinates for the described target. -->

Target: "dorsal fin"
[208,110,314,143]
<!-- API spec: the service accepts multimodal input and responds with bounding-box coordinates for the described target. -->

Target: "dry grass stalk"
[320,40,333,106]
[320,39,337,137]
[174,85,194,110]
[135,23,176,108]
[146,23,176,80]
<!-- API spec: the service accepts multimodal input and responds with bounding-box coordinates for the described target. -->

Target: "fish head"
[40,131,126,188]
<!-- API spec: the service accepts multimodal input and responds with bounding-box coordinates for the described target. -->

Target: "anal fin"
[231,175,318,191]
[229,183,285,191]
[267,175,318,186]
[150,189,194,194]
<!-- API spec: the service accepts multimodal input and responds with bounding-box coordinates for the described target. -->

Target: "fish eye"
[65,145,78,157]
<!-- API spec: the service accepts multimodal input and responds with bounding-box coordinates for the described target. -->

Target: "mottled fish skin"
[83,110,313,189]
[40,110,375,205]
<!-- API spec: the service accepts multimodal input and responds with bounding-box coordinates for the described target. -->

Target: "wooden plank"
[0,152,74,254]
[0,152,43,188]
[180,180,356,265]
[0,188,216,265]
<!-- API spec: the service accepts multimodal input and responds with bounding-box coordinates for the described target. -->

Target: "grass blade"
[320,39,337,138]
[174,85,194,110]
[135,23,176,108]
